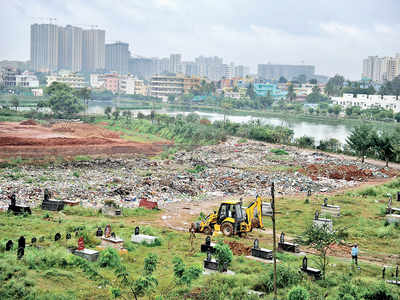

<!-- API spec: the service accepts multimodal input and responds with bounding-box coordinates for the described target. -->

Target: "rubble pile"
[0,138,395,211]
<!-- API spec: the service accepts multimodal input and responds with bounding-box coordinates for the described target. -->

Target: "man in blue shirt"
[351,244,359,267]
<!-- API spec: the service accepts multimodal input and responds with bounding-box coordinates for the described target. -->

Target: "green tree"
[287,84,296,102]
[325,75,345,96]
[373,132,396,167]
[395,112,400,123]
[246,83,255,99]
[74,87,91,116]
[122,110,132,122]
[45,82,84,117]
[112,109,120,120]
[333,104,342,117]
[221,101,232,125]
[296,136,315,148]
[308,79,317,84]
[105,106,112,119]
[172,257,202,287]
[10,95,19,110]
[346,125,376,163]
[167,94,176,103]
[302,223,342,279]
[114,253,158,300]
[279,76,288,83]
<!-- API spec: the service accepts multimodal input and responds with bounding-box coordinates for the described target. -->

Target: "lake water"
[88,101,353,144]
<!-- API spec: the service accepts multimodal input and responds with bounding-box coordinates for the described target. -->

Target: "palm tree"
[287,84,296,102]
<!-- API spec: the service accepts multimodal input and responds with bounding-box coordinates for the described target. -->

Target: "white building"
[332,93,400,113]
[15,72,40,88]
[90,73,105,89]
[47,70,87,88]
[362,54,400,82]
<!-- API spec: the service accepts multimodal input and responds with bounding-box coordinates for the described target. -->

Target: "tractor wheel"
[221,222,234,237]
[252,218,260,228]
[203,226,212,235]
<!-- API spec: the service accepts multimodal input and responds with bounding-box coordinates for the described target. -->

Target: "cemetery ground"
[1,178,400,299]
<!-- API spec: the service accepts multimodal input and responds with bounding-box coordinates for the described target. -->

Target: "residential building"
[105,42,129,74]
[47,70,87,88]
[257,64,315,81]
[0,68,39,88]
[102,73,120,94]
[150,74,200,101]
[30,23,59,72]
[119,75,146,95]
[128,57,153,80]
[362,54,400,82]
[332,93,400,113]
[82,29,105,72]
[234,65,250,78]
[254,83,287,100]
[169,54,182,74]
[58,25,83,72]
[223,63,234,79]
[90,73,106,89]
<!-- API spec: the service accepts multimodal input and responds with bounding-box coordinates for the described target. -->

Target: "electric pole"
[271,182,278,300]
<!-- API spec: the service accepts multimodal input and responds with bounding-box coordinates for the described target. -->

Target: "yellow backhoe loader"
[191,195,264,237]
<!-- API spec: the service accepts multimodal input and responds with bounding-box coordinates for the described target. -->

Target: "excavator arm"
[245,195,264,229]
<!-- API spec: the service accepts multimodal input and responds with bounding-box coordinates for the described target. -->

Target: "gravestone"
[77,237,84,251]
[278,231,299,253]
[251,239,272,260]
[96,227,103,237]
[54,233,61,241]
[6,240,13,251]
[203,251,219,271]
[201,236,216,253]
[102,201,122,217]
[300,256,321,280]
[41,188,64,211]
[386,196,400,217]
[104,225,111,238]
[131,227,158,245]
[320,198,341,217]
[17,236,25,260]
[101,225,124,249]
[397,192,400,202]
[307,189,312,197]
[66,233,71,240]
[313,211,333,232]
[383,267,386,280]
[262,202,273,216]
[31,237,37,245]
[7,193,32,215]
[73,236,99,262]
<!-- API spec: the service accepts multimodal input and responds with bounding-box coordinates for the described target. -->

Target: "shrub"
[287,286,309,300]
[98,247,120,268]
[361,282,396,300]
[270,148,289,155]
[24,247,71,269]
[214,243,233,272]
[358,187,377,197]
[254,264,302,293]
[341,295,355,300]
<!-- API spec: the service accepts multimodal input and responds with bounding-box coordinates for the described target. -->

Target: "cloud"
[1,0,399,79]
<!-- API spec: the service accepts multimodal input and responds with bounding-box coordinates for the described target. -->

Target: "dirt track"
[0,121,167,158]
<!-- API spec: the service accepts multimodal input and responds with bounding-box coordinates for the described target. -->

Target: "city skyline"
[1,0,400,79]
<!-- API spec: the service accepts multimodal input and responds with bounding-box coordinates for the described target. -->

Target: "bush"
[270,148,288,155]
[214,243,233,272]
[358,187,377,197]
[341,295,355,300]
[254,264,302,293]
[24,247,71,269]
[98,247,120,268]
[287,286,309,300]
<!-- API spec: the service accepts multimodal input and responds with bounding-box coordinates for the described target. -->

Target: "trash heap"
[0,138,395,210]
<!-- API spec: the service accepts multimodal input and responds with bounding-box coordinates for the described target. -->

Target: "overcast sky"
[1,0,399,79]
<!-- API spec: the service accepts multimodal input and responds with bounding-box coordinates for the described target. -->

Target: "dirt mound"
[0,121,168,158]
[299,164,375,181]
[225,241,251,256]
[20,120,38,125]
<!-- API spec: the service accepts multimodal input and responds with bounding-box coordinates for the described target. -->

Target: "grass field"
[1,178,400,299]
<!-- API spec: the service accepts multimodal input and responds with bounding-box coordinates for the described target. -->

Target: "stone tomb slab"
[131,234,158,244]
[101,236,124,249]
[321,205,340,217]
[73,248,99,262]
[102,206,122,217]
[278,242,300,253]
[203,258,219,271]
[63,200,80,206]
[262,203,272,216]
[313,218,333,231]
[251,247,273,260]
[386,214,400,224]
[203,269,235,275]
[245,255,279,264]
[386,207,400,215]
[387,280,400,286]
[301,266,322,280]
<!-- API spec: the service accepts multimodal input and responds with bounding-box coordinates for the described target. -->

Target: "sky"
[1,0,399,79]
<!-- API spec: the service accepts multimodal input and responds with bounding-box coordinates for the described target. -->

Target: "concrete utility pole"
[271,182,278,300]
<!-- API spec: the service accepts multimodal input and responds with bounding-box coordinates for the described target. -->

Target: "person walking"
[351,244,359,268]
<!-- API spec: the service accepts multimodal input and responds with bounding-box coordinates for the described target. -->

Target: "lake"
[87,101,355,144]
